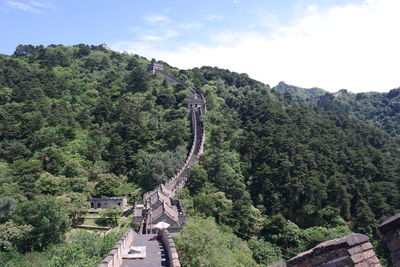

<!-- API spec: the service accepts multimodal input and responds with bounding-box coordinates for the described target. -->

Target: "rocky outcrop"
[378,213,400,267]
[270,233,381,267]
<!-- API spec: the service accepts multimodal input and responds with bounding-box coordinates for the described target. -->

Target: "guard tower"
[189,98,206,114]
[148,63,164,74]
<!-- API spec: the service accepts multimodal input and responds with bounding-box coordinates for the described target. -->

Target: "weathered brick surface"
[321,255,352,267]
[379,213,400,235]
[368,256,380,265]
[362,242,373,251]
[387,238,400,251]
[379,213,400,266]
[350,250,375,263]
[391,251,400,261]
[269,233,381,267]
[348,245,364,256]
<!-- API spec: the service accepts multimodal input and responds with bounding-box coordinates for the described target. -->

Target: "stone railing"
[270,233,381,267]
[378,213,400,266]
[160,229,181,267]
[98,228,137,267]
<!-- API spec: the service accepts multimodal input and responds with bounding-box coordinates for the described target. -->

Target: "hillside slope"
[1,46,399,266]
[0,44,193,266]
[178,66,399,265]
[274,81,400,138]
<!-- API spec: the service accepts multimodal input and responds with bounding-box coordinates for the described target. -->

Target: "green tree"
[98,206,123,227]
[353,199,376,235]
[13,195,70,251]
[247,238,283,266]
[11,160,42,199]
[175,217,258,267]
[35,172,62,195]
[0,221,32,252]
[187,164,208,194]
[57,192,89,226]
[94,173,120,197]
[193,192,232,224]
[0,197,17,223]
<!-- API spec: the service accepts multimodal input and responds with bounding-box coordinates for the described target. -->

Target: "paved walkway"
[121,234,169,267]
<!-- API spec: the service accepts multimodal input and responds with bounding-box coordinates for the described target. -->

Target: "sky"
[1,0,399,93]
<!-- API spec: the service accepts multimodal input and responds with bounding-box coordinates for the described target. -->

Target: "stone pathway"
[121,234,169,267]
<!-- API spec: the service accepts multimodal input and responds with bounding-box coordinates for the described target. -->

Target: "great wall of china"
[98,63,205,267]
[99,63,400,267]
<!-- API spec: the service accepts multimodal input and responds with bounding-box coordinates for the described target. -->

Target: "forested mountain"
[274,81,326,101]
[274,82,400,138]
[178,66,400,265]
[0,44,193,266]
[316,89,400,138]
[1,45,399,266]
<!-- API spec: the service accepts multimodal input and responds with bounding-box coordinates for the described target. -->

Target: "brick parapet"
[270,233,381,267]
[378,213,400,266]
[98,229,136,267]
[161,229,181,267]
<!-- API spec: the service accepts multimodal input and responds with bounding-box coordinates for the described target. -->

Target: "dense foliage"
[0,44,192,264]
[316,89,400,138]
[274,81,326,101]
[1,44,399,265]
[177,66,400,264]
[175,217,258,267]
[0,229,123,267]
[275,82,400,138]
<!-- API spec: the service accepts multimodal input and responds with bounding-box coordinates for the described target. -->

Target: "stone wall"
[378,213,400,266]
[164,104,204,194]
[90,197,128,209]
[98,228,136,267]
[270,233,381,267]
[160,229,181,267]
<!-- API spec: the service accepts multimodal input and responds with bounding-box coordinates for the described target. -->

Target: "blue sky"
[1,0,399,92]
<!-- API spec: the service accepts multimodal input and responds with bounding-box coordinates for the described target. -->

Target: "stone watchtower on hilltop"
[148,63,164,74]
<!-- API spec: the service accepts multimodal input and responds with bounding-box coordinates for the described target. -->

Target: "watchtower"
[148,63,164,74]
[188,99,205,109]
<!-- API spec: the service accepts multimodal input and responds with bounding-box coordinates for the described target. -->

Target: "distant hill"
[1,45,400,266]
[275,81,400,138]
[273,81,326,101]
[316,88,400,138]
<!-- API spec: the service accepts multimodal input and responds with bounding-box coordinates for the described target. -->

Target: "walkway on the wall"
[113,69,206,267]
[121,234,168,267]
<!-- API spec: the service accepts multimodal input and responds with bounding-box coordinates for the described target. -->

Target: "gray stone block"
[391,251,400,261]
[387,238,400,252]
[288,234,369,265]
[379,213,400,235]
[321,256,352,267]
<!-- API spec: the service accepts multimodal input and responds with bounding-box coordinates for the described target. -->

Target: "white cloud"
[233,0,240,3]
[178,22,202,30]
[4,0,56,13]
[111,41,155,54]
[206,14,223,21]
[139,29,179,42]
[113,0,400,92]
[306,5,318,14]
[5,1,40,13]
[144,14,171,25]
[29,0,56,9]
[141,35,164,42]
